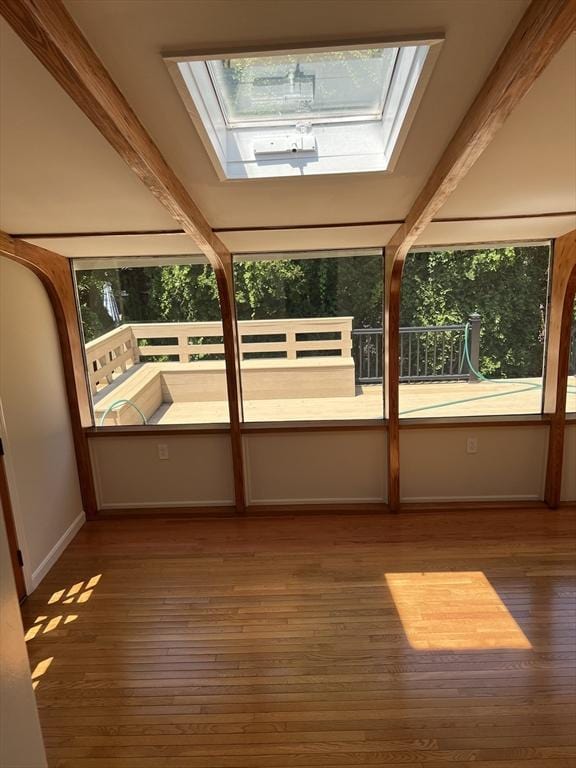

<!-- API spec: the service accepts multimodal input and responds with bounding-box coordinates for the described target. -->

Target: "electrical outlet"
[158,443,169,460]
[466,436,478,454]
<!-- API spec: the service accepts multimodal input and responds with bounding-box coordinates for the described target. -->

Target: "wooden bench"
[93,356,356,426]
[89,317,356,425]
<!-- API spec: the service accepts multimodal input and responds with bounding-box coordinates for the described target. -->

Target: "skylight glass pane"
[206,48,398,124]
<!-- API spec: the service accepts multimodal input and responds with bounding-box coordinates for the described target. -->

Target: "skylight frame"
[165,36,444,180]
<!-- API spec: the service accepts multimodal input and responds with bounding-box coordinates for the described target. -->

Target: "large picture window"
[233,249,384,422]
[399,243,551,419]
[74,256,229,426]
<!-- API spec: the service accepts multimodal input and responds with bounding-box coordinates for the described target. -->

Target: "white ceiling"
[438,34,576,218]
[1,0,574,253]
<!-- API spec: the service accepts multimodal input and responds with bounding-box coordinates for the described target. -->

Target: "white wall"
[400,425,548,502]
[561,424,576,502]
[0,258,85,591]
[0,511,47,768]
[244,430,387,505]
[90,433,235,508]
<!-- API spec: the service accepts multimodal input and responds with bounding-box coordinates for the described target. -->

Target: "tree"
[75,269,121,342]
[400,246,549,378]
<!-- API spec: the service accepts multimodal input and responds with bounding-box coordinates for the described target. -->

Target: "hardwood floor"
[22,509,576,768]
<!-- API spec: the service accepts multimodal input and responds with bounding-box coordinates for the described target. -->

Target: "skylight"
[205,49,398,125]
[166,39,442,179]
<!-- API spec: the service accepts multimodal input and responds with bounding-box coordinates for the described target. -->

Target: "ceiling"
[0,0,574,255]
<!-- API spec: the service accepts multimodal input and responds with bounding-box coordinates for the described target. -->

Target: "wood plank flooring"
[21,508,576,768]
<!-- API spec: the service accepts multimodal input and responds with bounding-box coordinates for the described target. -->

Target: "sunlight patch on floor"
[26,576,102,691]
[31,657,53,690]
[385,571,532,650]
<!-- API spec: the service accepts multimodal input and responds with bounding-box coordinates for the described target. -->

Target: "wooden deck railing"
[85,325,139,394]
[85,317,353,395]
[85,315,486,396]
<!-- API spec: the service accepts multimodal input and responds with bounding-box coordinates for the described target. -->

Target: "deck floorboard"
[147,378,574,423]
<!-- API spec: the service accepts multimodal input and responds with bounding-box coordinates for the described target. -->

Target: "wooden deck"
[147,378,560,424]
[86,322,576,424]
[22,508,576,767]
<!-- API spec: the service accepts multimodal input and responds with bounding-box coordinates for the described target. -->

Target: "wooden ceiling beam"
[384,0,576,511]
[386,0,576,260]
[0,0,229,267]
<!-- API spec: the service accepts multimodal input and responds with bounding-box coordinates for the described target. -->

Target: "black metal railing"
[352,314,481,385]
[351,328,382,384]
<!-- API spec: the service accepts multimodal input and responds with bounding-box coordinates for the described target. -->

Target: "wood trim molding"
[100,503,390,517]
[0,0,247,511]
[400,500,549,513]
[399,415,552,429]
[10,211,576,240]
[98,506,237,519]
[544,229,576,508]
[383,0,575,512]
[86,425,231,438]
[94,499,555,519]
[241,420,387,434]
[0,232,98,518]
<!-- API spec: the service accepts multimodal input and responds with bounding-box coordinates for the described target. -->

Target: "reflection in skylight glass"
[206,48,398,124]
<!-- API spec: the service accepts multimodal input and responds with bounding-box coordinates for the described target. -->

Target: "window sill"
[399,414,552,429]
[85,424,231,437]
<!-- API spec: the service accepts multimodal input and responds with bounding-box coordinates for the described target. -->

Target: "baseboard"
[98,505,236,517]
[30,512,85,591]
[401,494,541,504]
[401,499,548,512]
[97,502,388,518]
[98,499,234,510]
[245,502,390,515]
[247,496,386,506]
[90,499,557,519]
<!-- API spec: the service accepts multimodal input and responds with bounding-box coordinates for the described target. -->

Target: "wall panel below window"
[89,435,235,509]
[400,426,548,503]
[243,430,387,505]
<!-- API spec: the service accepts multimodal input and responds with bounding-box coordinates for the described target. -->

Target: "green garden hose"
[463,322,541,390]
[399,322,575,416]
[99,399,147,426]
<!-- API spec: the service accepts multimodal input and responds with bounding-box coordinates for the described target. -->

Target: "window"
[167,39,441,178]
[74,256,229,426]
[206,49,397,125]
[233,249,383,422]
[398,243,551,419]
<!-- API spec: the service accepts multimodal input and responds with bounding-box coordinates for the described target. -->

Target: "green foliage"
[401,246,549,378]
[147,264,221,322]
[234,255,382,325]
[76,246,550,379]
[75,270,119,342]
